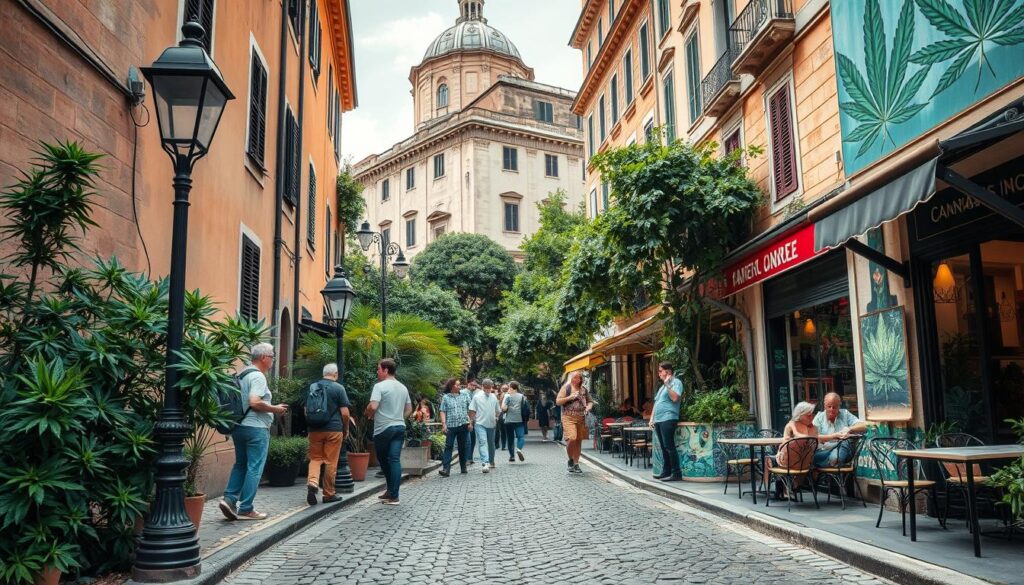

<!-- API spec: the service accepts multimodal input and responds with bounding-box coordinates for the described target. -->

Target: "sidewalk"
[577,443,1022,585]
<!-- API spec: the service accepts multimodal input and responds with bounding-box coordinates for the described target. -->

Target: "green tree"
[559,139,763,388]
[336,167,365,259]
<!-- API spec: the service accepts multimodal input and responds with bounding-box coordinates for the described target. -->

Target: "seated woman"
[765,402,819,491]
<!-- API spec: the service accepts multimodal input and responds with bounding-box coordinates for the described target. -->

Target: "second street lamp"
[355,220,409,357]
[321,266,357,494]
[134,19,233,582]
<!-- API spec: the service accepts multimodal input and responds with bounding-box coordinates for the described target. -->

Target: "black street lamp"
[355,220,409,358]
[134,20,233,582]
[320,266,357,494]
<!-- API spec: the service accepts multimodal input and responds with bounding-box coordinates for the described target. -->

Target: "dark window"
[308,0,322,79]
[246,52,268,167]
[601,182,610,210]
[502,146,518,171]
[437,84,449,108]
[644,119,655,142]
[724,128,741,156]
[657,0,670,38]
[327,66,334,137]
[599,95,607,141]
[587,42,593,68]
[575,115,583,130]
[434,153,445,178]
[610,75,619,123]
[406,167,415,190]
[587,116,595,158]
[307,164,317,248]
[504,202,519,232]
[663,72,676,143]
[623,49,634,105]
[184,0,215,53]
[288,0,303,37]
[598,19,604,46]
[382,227,391,246]
[406,218,416,247]
[545,154,559,177]
[768,83,799,200]
[284,109,300,206]
[535,100,553,123]
[381,178,390,201]
[333,91,341,160]
[639,22,651,80]
[239,234,261,322]
[609,0,615,22]
[325,207,332,276]
[685,32,702,123]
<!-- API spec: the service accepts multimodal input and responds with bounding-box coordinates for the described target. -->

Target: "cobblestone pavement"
[225,439,891,585]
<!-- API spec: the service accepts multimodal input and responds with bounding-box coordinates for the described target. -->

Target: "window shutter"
[325,207,332,275]
[247,54,267,166]
[284,112,300,206]
[307,164,317,248]
[769,85,799,200]
[239,235,261,322]
[185,0,215,53]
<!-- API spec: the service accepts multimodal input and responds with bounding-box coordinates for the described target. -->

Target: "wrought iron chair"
[717,428,755,498]
[934,432,1006,533]
[598,417,616,453]
[813,435,867,510]
[626,420,651,468]
[765,436,819,511]
[868,438,944,536]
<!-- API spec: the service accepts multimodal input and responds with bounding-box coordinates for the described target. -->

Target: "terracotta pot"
[34,567,60,585]
[367,444,379,468]
[184,494,206,530]
[348,452,370,481]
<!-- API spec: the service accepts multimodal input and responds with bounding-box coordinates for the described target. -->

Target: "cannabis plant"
[862,313,908,406]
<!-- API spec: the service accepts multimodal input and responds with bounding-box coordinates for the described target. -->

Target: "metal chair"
[625,421,651,468]
[868,438,944,536]
[598,417,616,453]
[934,433,1004,533]
[813,435,867,510]
[765,437,819,511]
[717,428,755,499]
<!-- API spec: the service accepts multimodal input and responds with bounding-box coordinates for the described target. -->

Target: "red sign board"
[717,223,821,297]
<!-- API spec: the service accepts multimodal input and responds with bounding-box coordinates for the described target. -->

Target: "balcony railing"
[729,0,795,75]
[701,47,741,118]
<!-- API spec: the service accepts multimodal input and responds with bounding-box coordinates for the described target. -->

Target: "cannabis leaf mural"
[911,0,1024,96]
[836,0,930,157]
[862,309,910,408]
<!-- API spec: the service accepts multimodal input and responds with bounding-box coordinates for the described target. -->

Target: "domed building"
[355,0,584,262]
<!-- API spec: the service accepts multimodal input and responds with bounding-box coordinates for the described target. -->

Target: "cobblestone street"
[225,439,890,585]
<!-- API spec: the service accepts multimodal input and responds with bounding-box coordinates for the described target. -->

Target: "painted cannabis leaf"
[911,0,1024,97]
[837,0,930,158]
[862,312,909,405]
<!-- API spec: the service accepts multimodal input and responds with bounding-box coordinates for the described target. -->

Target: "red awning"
[716,223,822,298]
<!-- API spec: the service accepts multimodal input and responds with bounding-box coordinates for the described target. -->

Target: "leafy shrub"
[266,437,308,468]
[684,389,748,424]
[429,432,446,460]
[990,418,1024,525]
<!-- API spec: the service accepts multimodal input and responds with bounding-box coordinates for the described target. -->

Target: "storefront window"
[981,240,1024,442]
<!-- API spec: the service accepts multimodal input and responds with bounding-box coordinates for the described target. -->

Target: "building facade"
[0,0,358,492]
[355,0,585,262]
[570,0,1024,484]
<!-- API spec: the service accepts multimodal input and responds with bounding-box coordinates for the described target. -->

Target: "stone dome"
[422,1,523,62]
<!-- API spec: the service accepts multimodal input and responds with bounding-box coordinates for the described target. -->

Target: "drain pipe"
[271,0,289,370]
[292,0,308,355]
[702,296,758,422]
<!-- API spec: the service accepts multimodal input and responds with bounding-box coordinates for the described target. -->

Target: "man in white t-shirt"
[365,358,412,505]
[469,379,501,473]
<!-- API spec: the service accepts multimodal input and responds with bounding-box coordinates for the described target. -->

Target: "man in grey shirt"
[219,343,289,521]
[365,358,411,505]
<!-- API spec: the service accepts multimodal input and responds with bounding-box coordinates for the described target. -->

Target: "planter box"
[400,444,432,476]
[266,463,300,486]
[652,421,755,481]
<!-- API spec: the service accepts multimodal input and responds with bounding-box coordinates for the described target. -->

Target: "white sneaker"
[482,467,489,474]
[516,448,525,462]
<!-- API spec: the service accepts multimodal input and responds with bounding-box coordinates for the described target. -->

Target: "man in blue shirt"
[812,392,867,467]
[650,362,684,482]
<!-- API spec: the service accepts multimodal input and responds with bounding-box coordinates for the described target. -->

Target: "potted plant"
[989,417,1024,529]
[182,426,220,530]
[266,437,307,486]
[670,389,751,482]
[346,417,371,481]
[401,421,433,475]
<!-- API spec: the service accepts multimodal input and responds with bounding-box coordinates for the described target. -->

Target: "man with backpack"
[301,363,351,505]
[219,343,288,521]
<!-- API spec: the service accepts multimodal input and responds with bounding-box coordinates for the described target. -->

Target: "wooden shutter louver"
[185,0,215,53]
[239,236,261,322]
[284,111,300,206]
[247,53,267,166]
[307,164,317,248]
[769,85,799,200]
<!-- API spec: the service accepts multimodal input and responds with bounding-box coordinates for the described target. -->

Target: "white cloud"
[358,12,446,73]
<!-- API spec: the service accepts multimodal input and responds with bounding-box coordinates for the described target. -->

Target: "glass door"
[980,239,1024,443]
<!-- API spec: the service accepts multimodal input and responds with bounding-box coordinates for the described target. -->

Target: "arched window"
[437,83,449,108]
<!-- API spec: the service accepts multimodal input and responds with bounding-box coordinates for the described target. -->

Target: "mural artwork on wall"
[860,305,913,421]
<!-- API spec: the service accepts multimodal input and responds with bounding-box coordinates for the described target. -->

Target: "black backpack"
[214,368,259,435]
[305,382,333,428]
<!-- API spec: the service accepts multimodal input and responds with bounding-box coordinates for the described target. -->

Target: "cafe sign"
[717,224,821,297]
[913,155,1024,242]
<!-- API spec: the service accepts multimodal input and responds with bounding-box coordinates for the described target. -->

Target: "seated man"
[812,392,867,467]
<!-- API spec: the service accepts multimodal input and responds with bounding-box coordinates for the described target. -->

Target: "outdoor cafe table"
[605,421,630,455]
[717,437,785,505]
[893,444,1024,558]
[623,426,652,467]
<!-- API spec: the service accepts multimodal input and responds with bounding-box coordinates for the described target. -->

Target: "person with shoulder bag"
[501,381,527,463]
[557,371,591,474]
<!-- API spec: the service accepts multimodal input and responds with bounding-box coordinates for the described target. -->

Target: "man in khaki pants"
[302,363,350,505]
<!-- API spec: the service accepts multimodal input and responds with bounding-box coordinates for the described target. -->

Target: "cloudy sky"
[341,0,584,164]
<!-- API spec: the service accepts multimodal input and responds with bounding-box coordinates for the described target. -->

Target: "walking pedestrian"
[438,378,472,477]
[557,371,591,474]
[365,358,412,505]
[651,362,684,482]
[502,381,527,462]
[463,376,478,466]
[469,379,500,473]
[536,391,553,441]
[496,383,509,450]
[520,390,531,436]
[301,363,351,505]
[219,343,288,521]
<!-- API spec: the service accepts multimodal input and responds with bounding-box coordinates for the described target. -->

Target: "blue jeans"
[441,424,470,472]
[223,425,270,514]
[497,419,507,449]
[475,425,496,466]
[373,426,405,499]
[813,442,852,467]
[505,422,525,459]
[467,427,476,462]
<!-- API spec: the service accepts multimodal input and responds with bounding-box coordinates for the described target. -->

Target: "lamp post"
[134,20,233,582]
[321,266,357,494]
[355,220,409,358]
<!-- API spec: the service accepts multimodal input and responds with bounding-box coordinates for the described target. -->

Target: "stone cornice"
[571,0,646,115]
[569,0,604,48]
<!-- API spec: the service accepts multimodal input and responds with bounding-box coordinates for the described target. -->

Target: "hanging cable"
[128,103,152,275]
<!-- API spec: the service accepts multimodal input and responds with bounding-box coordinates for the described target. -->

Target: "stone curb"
[132,460,443,585]
[578,451,990,585]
